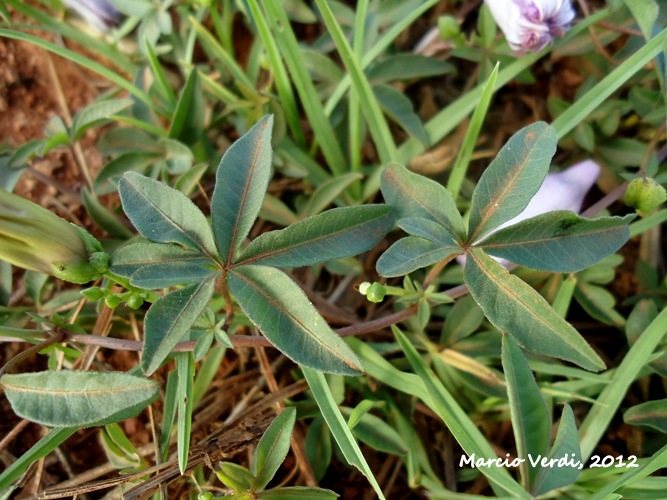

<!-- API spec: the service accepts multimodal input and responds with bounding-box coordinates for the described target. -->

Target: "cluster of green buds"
[80,286,149,309]
[0,189,109,284]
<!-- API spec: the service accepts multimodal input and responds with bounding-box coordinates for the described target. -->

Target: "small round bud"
[126,294,144,310]
[625,177,667,216]
[358,282,371,296]
[81,287,106,301]
[105,294,121,309]
[365,282,387,303]
[438,16,461,41]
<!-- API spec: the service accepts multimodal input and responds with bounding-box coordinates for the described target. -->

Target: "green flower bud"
[80,286,106,301]
[0,189,109,284]
[625,177,667,216]
[126,294,144,310]
[105,294,121,309]
[359,281,386,303]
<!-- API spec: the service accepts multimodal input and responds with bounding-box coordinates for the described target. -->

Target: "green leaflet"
[141,276,216,375]
[468,122,557,243]
[252,408,296,490]
[0,371,159,427]
[237,205,393,268]
[376,236,462,277]
[228,265,362,376]
[480,211,634,272]
[464,248,605,372]
[118,172,218,256]
[381,163,465,241]
[211,115,273,264]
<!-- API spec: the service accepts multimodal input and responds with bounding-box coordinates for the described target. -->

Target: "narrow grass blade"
[552,27,667,138]
[302,368,386,500]
[315,0,397,165]
[0,427,76,492]
[579,305,667,460]
[259,2,347,175]
[394,328,529,498]
[176,352,195,474]
[245,0,305,146]
[447,64,498,199]
[0,29,152,110]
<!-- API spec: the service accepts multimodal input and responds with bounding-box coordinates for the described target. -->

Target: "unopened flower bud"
[625,177,667,216]
[359,281,387,303]
[0,189,109,284]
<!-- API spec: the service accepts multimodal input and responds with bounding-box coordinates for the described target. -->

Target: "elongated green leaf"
[381,163,465,240]
[168,69,204,145]
[624,399,667,433]
[397,217,460,247]
[237,206,393,268]
[533,404,582,496]
[502,335,550,489]
[71,98,133,141]
[211,115,273,264]
[339,407,407,455]
[468,122,557,242]
[373,84,428,146]
[217,462,255,492]
[252,408,296,490]
[228,265,361,375]
[0,427,76,492]
[464,248,605,372]
[257,486,338,498]
[142,276,215,375]
[111,241,214,277]
[376,236,462,277]
[393,328,529,498]
[82,189,134,239]
[94,152,158,195]
[0,371,159,427]
[480,212,633,272]
[367,54,454,82]
[176,352,195,474]
[302,368,385,499]
[119,172,218,256]
[130,261,218,289]
[302,173,362,218]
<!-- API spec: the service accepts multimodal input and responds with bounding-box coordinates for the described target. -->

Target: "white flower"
[61,0,121,32]
[459,160,601,266]
[484,0,576,52]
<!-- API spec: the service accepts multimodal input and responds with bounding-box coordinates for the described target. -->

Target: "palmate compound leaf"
[236,205,393,268]
[479,211,634,273]
[118,172,218,257]
[464,248,605,372]
[142,276,216,375]
[380,163,466,241]
[228,265,362,375]
[468,122,557,243]
[211,115,273,265]
[0,371,159,427]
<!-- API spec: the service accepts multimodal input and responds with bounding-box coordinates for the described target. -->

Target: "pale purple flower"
[62,0,121,32]
[484,0,576,52]
[459,160,601,266]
